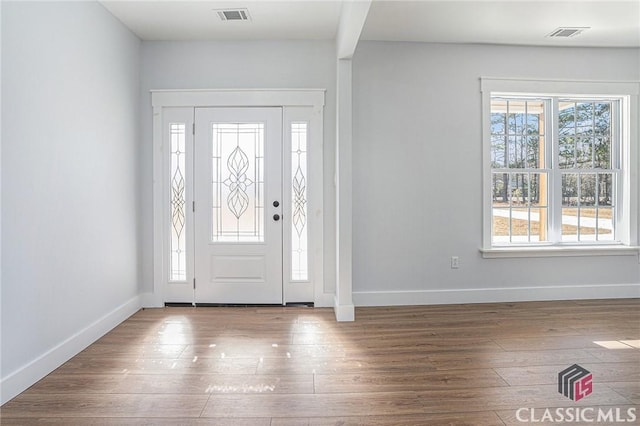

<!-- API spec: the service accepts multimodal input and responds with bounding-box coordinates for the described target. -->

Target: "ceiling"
[101,0,640,47]
[101,1,343,41]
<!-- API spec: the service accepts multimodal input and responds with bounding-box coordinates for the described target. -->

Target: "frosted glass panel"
[211,123,264,242]
[291,123,308,280]
[170,123,186,281]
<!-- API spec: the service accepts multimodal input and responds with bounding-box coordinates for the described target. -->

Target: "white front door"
[194,107,283,304]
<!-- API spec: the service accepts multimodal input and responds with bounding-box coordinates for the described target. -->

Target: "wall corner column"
[334,58,355,321]
[333,0,370,322]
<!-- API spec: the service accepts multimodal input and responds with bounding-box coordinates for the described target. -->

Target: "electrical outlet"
[451,256,460,269]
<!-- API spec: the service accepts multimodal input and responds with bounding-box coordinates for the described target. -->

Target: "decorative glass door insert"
[211,123,265,243]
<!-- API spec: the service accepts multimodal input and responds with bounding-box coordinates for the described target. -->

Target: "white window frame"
[480,78,640,258]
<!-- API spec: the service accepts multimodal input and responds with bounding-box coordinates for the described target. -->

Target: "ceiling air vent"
[215,8,251,22]
[547,27,589,38]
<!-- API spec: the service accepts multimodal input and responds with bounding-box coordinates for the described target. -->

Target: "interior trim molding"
[0,295,142,405]
[333,296,355,321]
[353,284,640,307]
[151,89,326,308]
[314,292,336,308]
[151,88,326,108]
[480,246,640,259]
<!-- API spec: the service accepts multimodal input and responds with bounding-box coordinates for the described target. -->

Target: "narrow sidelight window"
[170,123,186,280]
[291,122,308,280]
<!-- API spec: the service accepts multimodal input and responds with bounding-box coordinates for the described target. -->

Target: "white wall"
[352,42,640,305]
[1,2,141,403]
[140,40,338,299]
[2,6,638,405]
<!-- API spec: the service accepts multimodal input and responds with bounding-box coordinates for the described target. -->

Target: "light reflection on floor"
[134,309,368,394]
[593,340,638,349]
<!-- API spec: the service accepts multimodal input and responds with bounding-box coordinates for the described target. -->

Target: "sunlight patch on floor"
[593,340,638,349]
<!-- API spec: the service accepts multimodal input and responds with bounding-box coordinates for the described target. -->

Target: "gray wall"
[1,1,140,383]
[352,42,640,301]
[140,40,338,296]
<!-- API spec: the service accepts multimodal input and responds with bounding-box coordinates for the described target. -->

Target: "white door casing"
[151,90,328,307]
[194,107,283,304]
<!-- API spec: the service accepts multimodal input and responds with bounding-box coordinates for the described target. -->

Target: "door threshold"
[164,302,314,308]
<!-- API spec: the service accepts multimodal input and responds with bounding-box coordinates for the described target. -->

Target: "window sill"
[480,245,640,259]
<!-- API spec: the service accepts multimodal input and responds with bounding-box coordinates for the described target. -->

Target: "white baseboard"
[333,295,355,321]
[0,295,142,405]
[353,283,640,306]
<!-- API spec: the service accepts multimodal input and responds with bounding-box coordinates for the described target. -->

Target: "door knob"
[273,214,280,221]
[273,201,280,207]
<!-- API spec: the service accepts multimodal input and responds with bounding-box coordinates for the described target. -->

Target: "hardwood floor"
[1,299,639,425]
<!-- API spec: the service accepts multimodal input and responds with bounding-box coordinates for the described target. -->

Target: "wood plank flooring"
[1,299,639,425]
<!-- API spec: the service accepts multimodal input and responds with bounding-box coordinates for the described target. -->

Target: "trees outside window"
[489,96,620,245]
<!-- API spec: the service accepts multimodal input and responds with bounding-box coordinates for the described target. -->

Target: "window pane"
[576,137,593,168]
[561,173,579,239]
[574,207,600,242]
[491,100,507,134]
[530,207,548,242]
[594,103,611,135]
[559,101,576,136]
[575,137,593,169]
[598,207,614,241]
[559,136,575,169]
[526,104,541,131]
[508,136,524,168]
[491,172,548,243]
[170,123,186,281]
[562,173,578,207]
[492,173,508,204]
[291,122,308,281]
[491,99,545,170]
[594,136,611,169]
[597,173,614,241]
[526,136,541,169]
[211,123,264,242]
[562,172,615,242]
[560,100,613,170]
[492,206,509,244]
[529,173,548,208]
[491,171,510,244]
[580,173,596,207]
[508,173,528,206]
[561,207,579,242]
[575,102,594,136]
[510,208,529,242]
[507,101,527,134]
[598,173,613,207]
[491,135,506,168]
